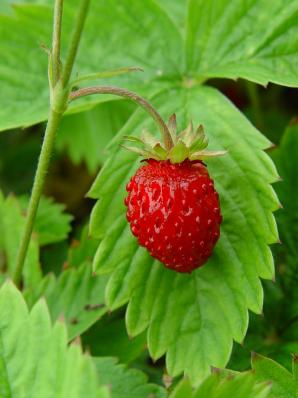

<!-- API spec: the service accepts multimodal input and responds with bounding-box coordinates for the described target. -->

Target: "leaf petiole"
[70,66,143,87]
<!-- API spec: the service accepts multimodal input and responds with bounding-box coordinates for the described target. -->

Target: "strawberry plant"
[0,0,297,397]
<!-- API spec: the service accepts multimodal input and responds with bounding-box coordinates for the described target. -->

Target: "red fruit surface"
[125,159,222,273]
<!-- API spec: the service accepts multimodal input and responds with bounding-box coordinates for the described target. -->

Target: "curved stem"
[69,86,173,149]
[13,110,62,285]
[61,0,90,87]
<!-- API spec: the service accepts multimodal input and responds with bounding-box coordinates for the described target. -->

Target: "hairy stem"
[52,0,63,85]
[13,110,62,285]
[14,0,90,286]
[69,86,173,149]
[61,0,90,87]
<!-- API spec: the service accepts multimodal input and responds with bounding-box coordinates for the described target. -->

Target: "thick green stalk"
[13,0,90,286]
[52,0,63,85]
[13,110,62,285]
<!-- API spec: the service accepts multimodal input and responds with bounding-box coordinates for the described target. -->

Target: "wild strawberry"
[123,115,226,273]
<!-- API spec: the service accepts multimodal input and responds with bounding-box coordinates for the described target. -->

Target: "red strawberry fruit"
[123,115,226,273]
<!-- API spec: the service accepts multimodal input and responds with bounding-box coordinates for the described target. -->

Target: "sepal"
[122,114,227,163]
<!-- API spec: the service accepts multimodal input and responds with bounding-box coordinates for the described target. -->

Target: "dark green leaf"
[93,357,166,398]
[252,353,297,398]
[24,262,108,341]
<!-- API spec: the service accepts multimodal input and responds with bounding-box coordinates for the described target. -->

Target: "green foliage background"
[0,0,297,396]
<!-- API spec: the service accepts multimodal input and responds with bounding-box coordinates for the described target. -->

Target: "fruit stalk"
[69,86,174,150]
[13,0,90,286]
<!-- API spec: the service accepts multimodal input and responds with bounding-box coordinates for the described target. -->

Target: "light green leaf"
[0,281,109,398]
[56,101,135,172]
[0,1,182,131]
[24,262,108,341]
[170,372,271,398]
[252,353,297,398]
[169,379,193,398]
[93,357,166,398]
[89,85,279,384]
[186,0,298,86]
[2,0,298,133]
[19,195,73,246]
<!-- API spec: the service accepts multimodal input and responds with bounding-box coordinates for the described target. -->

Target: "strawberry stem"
[51,0,63,85]
[13,0,90,287]
[69,86,174,150]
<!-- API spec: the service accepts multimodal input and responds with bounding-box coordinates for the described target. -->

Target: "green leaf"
[82,313,146,364]
[270,121,298,268]
[2,0,298,133]
[66,224,99,268]
[186,0,298,86]
[19,195,73,246]
[0,194,42,289]
[93,357,166,398]
[24,262,108,341]
[89,86,279,384]
[170,372,271,398]
[252,353,297,398]
[0,1,182,131]
[0,281,109,397]
[71,66,144,86]
[169,379,193,398]
[56,101,135,172]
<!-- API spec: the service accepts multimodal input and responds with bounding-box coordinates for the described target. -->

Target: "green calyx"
[122,114,227,163]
